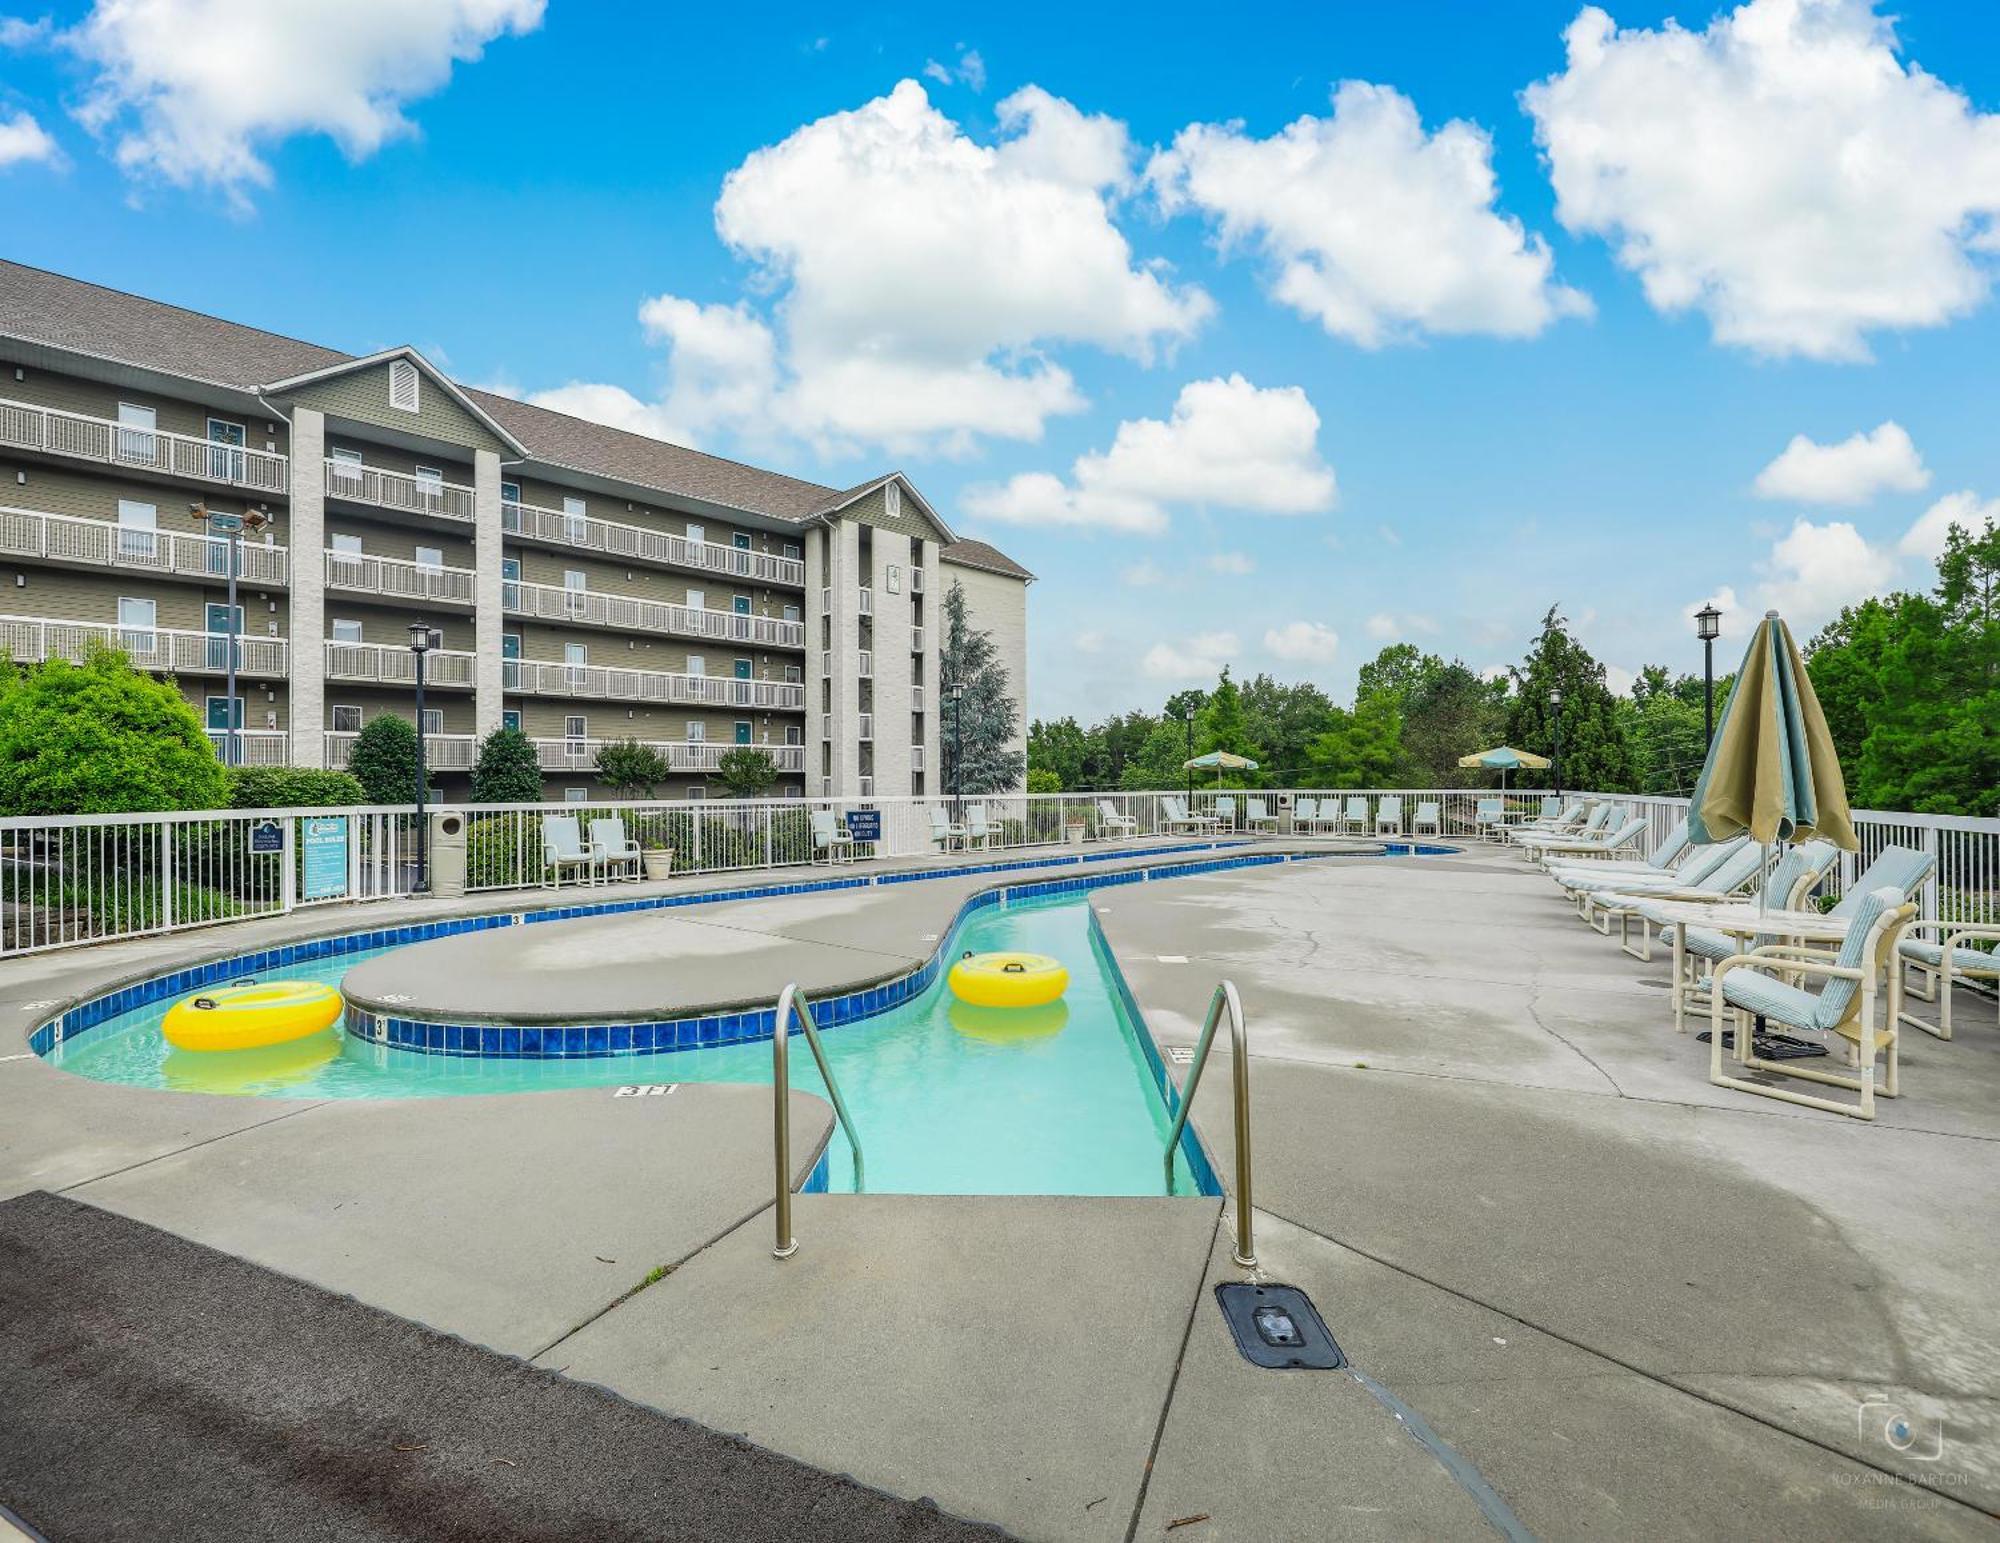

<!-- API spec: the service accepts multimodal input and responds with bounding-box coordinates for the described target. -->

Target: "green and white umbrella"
[1456,744,1551,793]
[1184,749,1259,788]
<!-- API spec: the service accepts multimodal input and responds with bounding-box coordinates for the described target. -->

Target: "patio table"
[1634,898,1853,1037]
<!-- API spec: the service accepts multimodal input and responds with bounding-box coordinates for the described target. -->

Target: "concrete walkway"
[4,840,1997,1539]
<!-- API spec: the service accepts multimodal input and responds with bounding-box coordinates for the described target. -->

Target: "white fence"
[2,787,1994,960]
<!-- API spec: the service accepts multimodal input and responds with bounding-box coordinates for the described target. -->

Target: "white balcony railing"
[857,587,873,616]
[857,712,874,742]
[530,738,808,774]
[503,578,805,648]
[327,730,477,771]
[821,650,832,678]
[911,568,925,594]
[324,639,477,688]
[912,744,926,772]
[911,684,925,714]
[503,658,805,710]
[205,729,290,766]
[911,626,926,655]
[857,650,874,678]
[0,614,286,677]
[324,459,474,522]
[324,549,475,606]
[503,499,805,587]
[0,505,289,586]
[0,397,288,493]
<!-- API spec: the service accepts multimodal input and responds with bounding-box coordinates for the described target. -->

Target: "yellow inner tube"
[161,981,345,1053]
[947,952,1069,1009]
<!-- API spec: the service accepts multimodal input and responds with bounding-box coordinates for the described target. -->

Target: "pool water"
[46,894,1204,1198]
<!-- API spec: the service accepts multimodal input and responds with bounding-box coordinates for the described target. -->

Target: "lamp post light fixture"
[1183,706,1197,802]
[1549,685,1565,799]
[1695,601,1723,747]
[944,679,967,823]
[189,501,271,767]
[408,620,438,893]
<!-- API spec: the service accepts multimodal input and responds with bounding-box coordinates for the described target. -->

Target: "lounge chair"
[965,804,992,850]
[1708,887,1917,1121]
[811,808,855,865]
[1505,799,1586,843]
[1293,797,1321,833]
[541,815,598,888]
[1474,798,1505,839]
[1583,839,1770,958]
[1097,799,1138,841]
[929,805,967,852]
[1214,796,1238,832]
[1158,795,1207,835]
[1412,801,1441,837]
[1340,796,1369,835]
[1542,816,1690,883]
[1526,816,1646,868]
[1375,795,1404,836]
[1514,803,1610,855]
[589,817,642,881]
[1246,797,1278,833]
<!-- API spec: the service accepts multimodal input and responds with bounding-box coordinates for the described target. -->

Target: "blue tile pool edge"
[31,840,1457,1065]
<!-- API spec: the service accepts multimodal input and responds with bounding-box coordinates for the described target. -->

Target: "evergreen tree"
[470,726,544,803]
[1303,691,1404,787]
[1397,659,1508,787]
[345,714,425,805]
[940,580,1026,794]
[1503,607,1635,792]
[1240,673,1336,783]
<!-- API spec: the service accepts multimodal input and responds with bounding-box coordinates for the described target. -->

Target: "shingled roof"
[0,259,1031,574]
[940,538,1035,581]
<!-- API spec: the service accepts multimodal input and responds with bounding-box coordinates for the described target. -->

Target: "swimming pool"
[45,892,1210,1198]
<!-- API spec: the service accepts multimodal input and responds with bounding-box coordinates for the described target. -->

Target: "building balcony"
[324,548,475,608]
[503,578,805,648]
[530,738,808,775]
[857,587,873,616]
[857,712,874,741]
[0,614,287,677]
[324,639,477,688]
[503,658,805,710]
[0,397,288,494]
[912,744,926,772]
[502,499,805,587]
[324,458,475,522]
[327,729,477,771]
[857,650,874,679]
[0,504,290,587]
[911,684,925,714]
[911,625,926,655]
[207,729,290,766]
[911,567,925,594]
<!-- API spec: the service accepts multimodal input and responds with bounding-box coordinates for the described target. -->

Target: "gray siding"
[0,364,290,455]
[288,362,507,456]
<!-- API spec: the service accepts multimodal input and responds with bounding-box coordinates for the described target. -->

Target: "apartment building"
[0,261,1032,802]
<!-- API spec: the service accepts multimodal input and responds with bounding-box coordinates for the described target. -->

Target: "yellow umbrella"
[1455,745,1550,795]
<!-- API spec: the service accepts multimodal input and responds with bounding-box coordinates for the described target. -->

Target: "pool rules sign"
[301,817,349,901]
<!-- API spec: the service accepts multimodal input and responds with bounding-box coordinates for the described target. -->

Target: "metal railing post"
[772,982,865,1259]
[1164,980,1255,1268]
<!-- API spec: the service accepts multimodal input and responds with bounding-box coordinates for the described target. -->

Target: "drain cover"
[1215,1283,1344,1370]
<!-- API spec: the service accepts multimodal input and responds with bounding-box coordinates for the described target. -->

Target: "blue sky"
[4,0,1998,722]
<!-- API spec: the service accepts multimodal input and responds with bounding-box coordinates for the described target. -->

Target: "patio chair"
[1215,796,1238,831]
[1707,887,1917,1121]
[1340,796,1369,835]
[541,815,598,888]
[1505,799,1586,843]
[589,817,642,882]
[1581,839,1770,959]
[811,808,855,865]
[1096,799,1138,841]
[1672,842,1923,973]
[1294,797,1320,833]
[1412,801,1441,837]
[1246,797,1278,833]
[1158,795,1206,835]
[1514,802,1611,855]
[1474,798,1505,839]
[1901,923,2000,1041]
[929,805,967,852]
[965,804,992,850]
[1525,816,1647,869]
[1375,795,1404,836]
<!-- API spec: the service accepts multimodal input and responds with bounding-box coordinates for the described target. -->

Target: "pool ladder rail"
[771,983,865,1259]
[1164,980,1256,1269]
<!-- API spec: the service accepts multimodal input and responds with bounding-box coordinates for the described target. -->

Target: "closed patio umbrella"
[1687,610,1856,913]
[1456,744,1550,795]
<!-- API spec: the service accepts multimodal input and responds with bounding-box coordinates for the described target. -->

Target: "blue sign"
[301,816,349,900]
[843,809,882,843]
[247,819,283,854]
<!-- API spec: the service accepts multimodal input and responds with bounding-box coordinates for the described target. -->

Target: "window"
[784,543,801,560]
[782,603,801,623]
[886,564,902,595]
[414,545,443,570]
[564,642,587,687]
[332,446,363,464]
[328,446,363,494]
[686,786,706,801]
[116,499,158,560]
[686,721,706,742]
[389,358,420,413]
[412,465,442,511]
[562,496,587,543]
[565,787,589,804]
[685,588,705,611]
[116,596,156,651]
[420,708,443,736]
[564,715,587,741]
[884,481,901,518]
[562,569,586,617]
[332,618,363,644]
[563,569,587,590]
[784,663,802,684]
[685,523,705,547]
[206,419,246,481]
[786,725,803,746]
[116,402,157,461]
[732,532,751,551]
[501,480,521,504]
[332,705,362,733]
[331,532,362,554]
[686,655,705,676]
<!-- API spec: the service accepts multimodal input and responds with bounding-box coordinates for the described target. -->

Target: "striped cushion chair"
[1675,839,1843,966]
[1707,887,1917,1120]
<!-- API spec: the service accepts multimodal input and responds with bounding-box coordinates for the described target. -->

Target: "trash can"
[429,810,468,897]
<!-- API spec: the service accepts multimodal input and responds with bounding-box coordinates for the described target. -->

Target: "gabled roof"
[806,472,957,543]
[941,538,1035,582]
[262,347,531,458]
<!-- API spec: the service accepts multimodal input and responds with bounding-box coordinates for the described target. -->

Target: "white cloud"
[1364,613,1397,641]
[1150,80,1590,346]
[1752,421,1929,505]
[1603,663,1638,697]
[1264,621,1340,664]
[1122,558,1166,587]
[1525,0,2000,361]
[1754,518,1895,633]
[1364,611,1438,641]
[62,0,544,199]
[1143,630,1239,682]
[922,44,985,93]
[1901,490,2000,563]
[964,375,1334,535]
[536,80,1208,455]
[0,108,58,168]
[1376,524,1402,547]
[1074,630,1104,654]
[1,16,53,47]
[1207,551,1255,575]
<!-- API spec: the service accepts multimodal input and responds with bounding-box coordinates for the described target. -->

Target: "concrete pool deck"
[3,838,1997,1539]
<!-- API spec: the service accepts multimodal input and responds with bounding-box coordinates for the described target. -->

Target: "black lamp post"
[1550,685,1564,799]
[945,679,967,823]
[190,501,270,767]
[1183,707,1197,801]
[1695,602,1722,746]
[408,620,436,892]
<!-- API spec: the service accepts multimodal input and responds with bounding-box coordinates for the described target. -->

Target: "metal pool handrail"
[1164,980,1256,1268]
[771,982,865,1259]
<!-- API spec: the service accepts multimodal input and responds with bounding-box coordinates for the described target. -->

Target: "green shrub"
[470,726,544,803]
[346,714,425,804]
[595,739,670,799]
[715,746,777,798]
[1025,768,1062,794]
[466,813,541,888]
[0,648,227,815]
[225,765,367,809]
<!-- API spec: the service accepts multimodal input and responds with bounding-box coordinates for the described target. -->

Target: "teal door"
[205,603,242,671]
[732,595,751,615]
[735,721,752,745]
[734,658,751,679]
